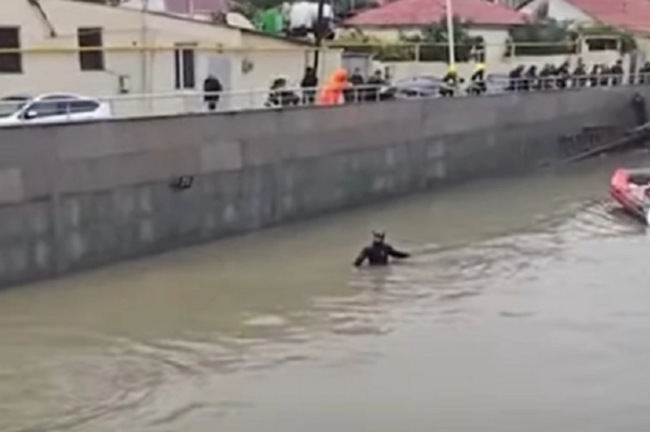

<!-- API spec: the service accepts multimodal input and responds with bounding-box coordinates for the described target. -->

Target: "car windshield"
[0,97,29,118]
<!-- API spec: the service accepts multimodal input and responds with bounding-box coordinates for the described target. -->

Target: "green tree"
[403,18,482,62]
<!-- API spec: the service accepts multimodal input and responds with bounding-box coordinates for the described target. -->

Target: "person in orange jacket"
[318,68,349,106]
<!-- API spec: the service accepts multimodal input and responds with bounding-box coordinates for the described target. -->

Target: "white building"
[0,0,342,116]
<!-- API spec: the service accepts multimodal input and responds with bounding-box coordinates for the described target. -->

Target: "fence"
[0,42,636,103]
[329,40,624,62]
[0,72,648,125]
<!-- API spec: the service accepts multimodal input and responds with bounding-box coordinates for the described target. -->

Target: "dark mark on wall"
[169,176,194,191]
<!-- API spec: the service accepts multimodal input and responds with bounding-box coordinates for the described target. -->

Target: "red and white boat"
[610,168,650,224]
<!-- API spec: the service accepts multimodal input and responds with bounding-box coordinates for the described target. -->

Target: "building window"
[174,44,196,89]
[0,27,22,74]
[77,27,105,71]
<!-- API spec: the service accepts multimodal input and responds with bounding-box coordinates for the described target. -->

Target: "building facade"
[0,0,342,116]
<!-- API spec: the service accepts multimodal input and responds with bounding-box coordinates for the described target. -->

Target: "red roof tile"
[164,0,230,15]
[566,0,650,35]
[344,0,526,27]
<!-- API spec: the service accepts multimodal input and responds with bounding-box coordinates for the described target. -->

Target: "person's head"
[332,67,348,84]
[372,230,385,245]
[305,66,314,75]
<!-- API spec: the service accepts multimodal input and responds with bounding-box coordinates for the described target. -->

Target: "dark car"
[379,75,447,100]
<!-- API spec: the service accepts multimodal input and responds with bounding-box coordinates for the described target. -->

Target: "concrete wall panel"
[0,86,648,288]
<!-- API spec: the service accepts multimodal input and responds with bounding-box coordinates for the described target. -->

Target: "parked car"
[380,75,446,100]
[0,93,112,127]
[380,73,511,100]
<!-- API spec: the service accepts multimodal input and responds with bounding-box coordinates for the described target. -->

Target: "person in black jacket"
[300,67,318,105]
[353,231,410,267]
[203,74,223,111]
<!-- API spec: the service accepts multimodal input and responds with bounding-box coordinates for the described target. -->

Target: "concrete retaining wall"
[0,86,647,287]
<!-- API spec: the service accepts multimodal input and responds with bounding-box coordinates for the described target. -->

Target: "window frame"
[21,100,68,120]
[0,26,22,74]
[174,43,197,90]
[77,27,105,71]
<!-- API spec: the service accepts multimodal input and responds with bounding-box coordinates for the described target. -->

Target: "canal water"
[2,152,650,432]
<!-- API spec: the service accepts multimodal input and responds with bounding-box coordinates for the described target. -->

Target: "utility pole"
[312,0,326,74]
[445,0,455,66]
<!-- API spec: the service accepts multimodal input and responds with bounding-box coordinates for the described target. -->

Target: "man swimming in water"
[353,231,411,267]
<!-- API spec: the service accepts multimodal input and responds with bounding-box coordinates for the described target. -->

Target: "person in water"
[353,231,410,267]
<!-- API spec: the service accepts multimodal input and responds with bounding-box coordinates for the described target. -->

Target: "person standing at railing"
[640,62,650,85]
[266,77,300,108]
[347,68,365,103]
[572,59,587,88]
[300,67,318,105]
[318,68,349,106]
[555,61,570,89]
[365,70,386,102]
[441,64,460,97]
[589,64,600,87]
[524,65,538,91]
[610,60,624,86]
[538,64,554,90]
[468,63,486,95]
[203,74,223,112]
[507,65,524,92]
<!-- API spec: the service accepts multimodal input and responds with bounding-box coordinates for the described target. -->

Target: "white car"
[0,93,112,127]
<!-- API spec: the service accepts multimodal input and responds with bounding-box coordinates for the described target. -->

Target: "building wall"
[343,26,511,65]
[0,86,646,288]
[0,0,339,116]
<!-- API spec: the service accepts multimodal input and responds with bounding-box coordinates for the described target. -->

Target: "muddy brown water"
[2,152,650,432]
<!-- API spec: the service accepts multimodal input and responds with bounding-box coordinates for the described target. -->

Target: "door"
[65,100,102,121]
[20,100,68,125]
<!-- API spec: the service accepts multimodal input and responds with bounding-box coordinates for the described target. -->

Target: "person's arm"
[388,246,410,259]
[353,248,369,267]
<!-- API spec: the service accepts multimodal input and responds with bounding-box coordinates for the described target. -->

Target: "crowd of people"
[503,59,650,91]
[263,67,390,108]
[200,59,650,111]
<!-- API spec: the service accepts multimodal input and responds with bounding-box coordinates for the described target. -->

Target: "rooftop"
[344,0,527,27]
[163,0,231,15]
[562,0,650,35]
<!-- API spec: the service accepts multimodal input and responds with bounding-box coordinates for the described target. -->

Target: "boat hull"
[610,168,650,224]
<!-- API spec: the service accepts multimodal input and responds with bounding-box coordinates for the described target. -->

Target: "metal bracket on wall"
[26,0,57,38]
[169,176,194,191]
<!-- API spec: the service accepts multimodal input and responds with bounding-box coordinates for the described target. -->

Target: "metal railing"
[0,73,648,125]
[0,40,624,54]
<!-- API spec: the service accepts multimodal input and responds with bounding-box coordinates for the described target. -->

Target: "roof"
[344,0,527,27]
[560,0,650,35]
[163,0,231,15]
